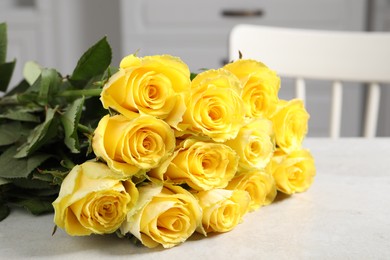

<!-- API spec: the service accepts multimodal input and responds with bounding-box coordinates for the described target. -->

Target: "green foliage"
[23,61,42,86]
[0,25,113,220]
[0,23,7,63]
[0,61,16,92]
[14,107,59,158]
[61,97,85,153]
[0,146,51,179]
[0,23,16,92]
[70,36,112,84]
[16,198,54,215]
[0,201,10,221]
[0,122,26,146]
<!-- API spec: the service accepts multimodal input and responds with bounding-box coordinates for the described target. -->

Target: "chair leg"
[364,83,380,138]
[295,78,306,103]
[330,81,343,138]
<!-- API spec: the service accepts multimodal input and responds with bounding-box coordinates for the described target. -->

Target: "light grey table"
[1,138,389,259]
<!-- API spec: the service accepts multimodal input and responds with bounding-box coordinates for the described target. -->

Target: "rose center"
[147,85,158,100]
[250,140,261,154]
[202,159,211,170]
[157,211,185,233]
[253,93,264,109]
[98,201,116,219]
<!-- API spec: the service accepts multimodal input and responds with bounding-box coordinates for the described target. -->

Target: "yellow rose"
[271,99,309,153]
[225,118,275,171]
[224,59,280,119]
[226,170,277,211]
[270,148,316,194]
[53,161,138,236]
[180,69,245,142]
[120,183,202,248]
[92,114,176,177]
[149,138,238,191]
[100,54,190,128]
[195,189,250,234]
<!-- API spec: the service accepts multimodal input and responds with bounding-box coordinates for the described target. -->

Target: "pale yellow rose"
[53,161,138,236]
[92,114,175,177]
[271,99,309,153]
[100,54,190,128]
[120,183,202,248]
[180,69,245,142]
[195,189,250,234]
[149,138,238,191]
[225,118,275,171]
[224,59,280,119]
[270,148,316,194]
[226,170,277,211]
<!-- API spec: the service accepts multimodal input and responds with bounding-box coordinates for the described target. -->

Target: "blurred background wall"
[1,0,389,137]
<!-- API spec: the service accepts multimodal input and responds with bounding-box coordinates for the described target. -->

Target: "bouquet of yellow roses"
[0,23,315,249]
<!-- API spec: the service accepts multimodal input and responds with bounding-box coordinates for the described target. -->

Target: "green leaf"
[11,177,56,190]
[33,188,60,197]
[0,109,40,122]
[16,198,53,215]
[0,202,10,221]
[37,69,60,105]
[0,177,11,186]
[4,79,29,97]
[0,23,16,92]
[0,22,7,64]
[16,68,60,105]
[33,169,68,186]
[15,107,58,158]
[0,60,16,92]
[61,96,85,153]
[190,72,198,81]
[0,121,23,146]
[70,36,112,82]
[23,61,42,86]
[0,146,51,178]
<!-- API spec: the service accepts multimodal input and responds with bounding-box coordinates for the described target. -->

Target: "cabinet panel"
[142,0,353,31]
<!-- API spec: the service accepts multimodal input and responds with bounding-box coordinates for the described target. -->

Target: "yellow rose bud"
[180,69,245,142]
[149,138,238,191]
[53,161,138,236]
[271,99,309,153]
[195,189,250,234]
[92,114,176,177]
[120,183,202,248]
[101,54,190,128]
[225,118,275,171]
[270,148,316,194]
[226,170,277,211]
[224,59,280,119]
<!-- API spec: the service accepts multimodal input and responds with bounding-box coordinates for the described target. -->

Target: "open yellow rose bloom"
[53,54,315,248]
[53,161,138,236]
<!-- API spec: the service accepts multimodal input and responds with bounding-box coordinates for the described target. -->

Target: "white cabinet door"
[0,0,57,89]
[1,0,122,87]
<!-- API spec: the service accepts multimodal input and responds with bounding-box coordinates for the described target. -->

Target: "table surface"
[1,138,390,259]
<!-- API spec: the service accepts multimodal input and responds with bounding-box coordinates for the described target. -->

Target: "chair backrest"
[229,24,390,138]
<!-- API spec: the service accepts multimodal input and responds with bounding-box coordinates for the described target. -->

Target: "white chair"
[229,24,390,138]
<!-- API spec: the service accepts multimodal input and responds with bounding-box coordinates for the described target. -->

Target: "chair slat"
[364,83,381,138]
[330,81,343,138]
